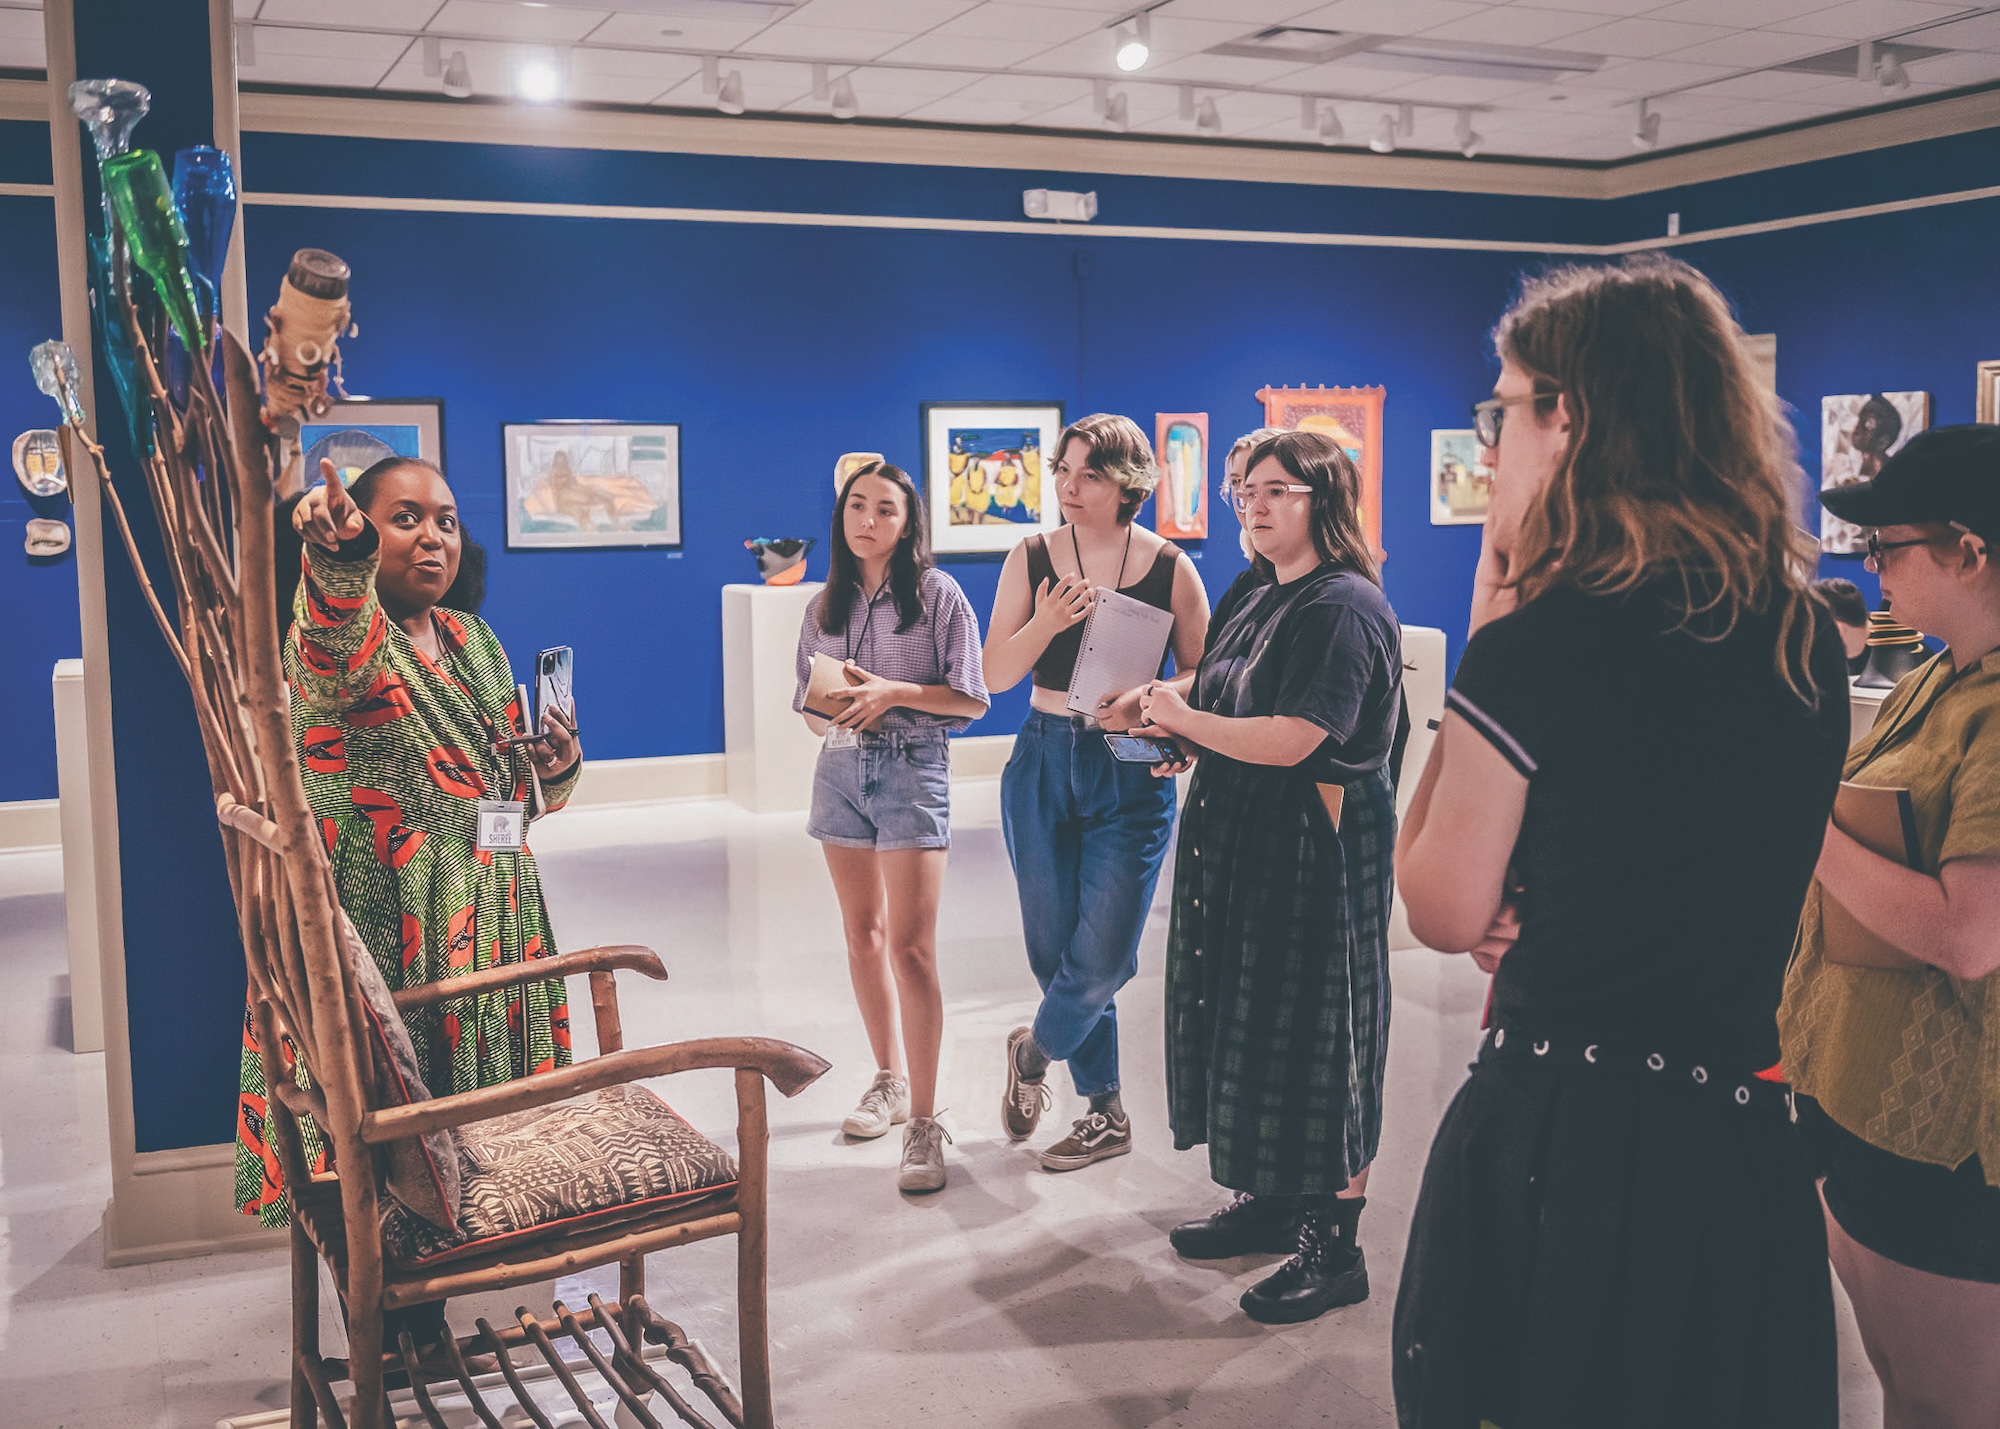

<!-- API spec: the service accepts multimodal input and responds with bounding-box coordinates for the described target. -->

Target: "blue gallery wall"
[0,120,78,805]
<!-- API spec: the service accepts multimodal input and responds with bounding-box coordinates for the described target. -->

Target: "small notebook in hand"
[1822,780,1925,972]
[1066,589,1175,719]
[804,651,867,720]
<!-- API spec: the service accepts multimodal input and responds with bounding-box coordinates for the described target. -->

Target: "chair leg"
[347,1296,387,1429]
[291,1222,320,1429]
[735,1069,774,1429]
[620,1252,646,1305]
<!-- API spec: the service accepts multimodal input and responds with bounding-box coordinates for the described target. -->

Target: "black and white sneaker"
[1038,1111,1132,1172]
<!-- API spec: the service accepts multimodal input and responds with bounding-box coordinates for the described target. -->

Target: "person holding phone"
[237,457,582,1238]
[1392,259,1849,1427]
[982,414,1209,1171]
[1135,429,1401,1324]
[1779,427,2000,1429]
[794,460,988,1194]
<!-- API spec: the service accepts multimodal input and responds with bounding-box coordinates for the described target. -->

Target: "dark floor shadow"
[48,973,74,1053]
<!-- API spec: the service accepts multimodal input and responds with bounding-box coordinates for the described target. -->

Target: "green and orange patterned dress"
[235,530,581,1224]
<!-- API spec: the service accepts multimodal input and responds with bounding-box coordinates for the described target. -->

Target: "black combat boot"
[1240,1195,1368,1324]
[1169,1191,1300,1259]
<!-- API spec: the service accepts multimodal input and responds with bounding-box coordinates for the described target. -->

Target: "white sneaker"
[841,1070,911,1140]
[898,1116,952,1194]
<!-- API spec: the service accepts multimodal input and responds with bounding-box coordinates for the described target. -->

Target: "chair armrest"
[360,1035,831,1144]
[391,945,665,1013]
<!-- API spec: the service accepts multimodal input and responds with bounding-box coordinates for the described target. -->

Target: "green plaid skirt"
[1165,759,1394,1197]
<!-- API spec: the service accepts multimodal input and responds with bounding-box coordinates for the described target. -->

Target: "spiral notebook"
[1065,590,1174,718]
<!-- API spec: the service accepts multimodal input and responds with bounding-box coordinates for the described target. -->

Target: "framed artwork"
[921,402,1064,555]
[1256,385,1387,563]
[503,421,682,550]
[1430,429,1490,525]
[1152,413,1209,540]
[1820,392,1929,555]
[1979,361,2000,424]
[301,398,443,486]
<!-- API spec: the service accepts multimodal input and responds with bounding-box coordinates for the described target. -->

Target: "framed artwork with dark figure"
[1978,360,2000,424]
[1256,384,1387,563]
[503,421,682,550]
[1821,392,1929,555]
[301,397,443,486]
[921,401,1064,555]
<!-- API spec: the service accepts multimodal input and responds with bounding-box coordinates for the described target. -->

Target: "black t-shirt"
[1195,562,1403,782]
[1448,582,1850,1069]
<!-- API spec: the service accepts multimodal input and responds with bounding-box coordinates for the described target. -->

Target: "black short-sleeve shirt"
[1195,562,1403,783]
[1447,582,1851,1069]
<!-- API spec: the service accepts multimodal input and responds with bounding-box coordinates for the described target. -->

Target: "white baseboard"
[949,733,1013,780]
[0,797,60,852]
[105,1142,288,1266]
[564,753,726,808]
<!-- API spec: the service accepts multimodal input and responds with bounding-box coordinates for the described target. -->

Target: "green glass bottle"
[102,148,206,357]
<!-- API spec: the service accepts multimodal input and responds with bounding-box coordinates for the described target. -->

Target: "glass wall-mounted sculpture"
[104,149,206,356]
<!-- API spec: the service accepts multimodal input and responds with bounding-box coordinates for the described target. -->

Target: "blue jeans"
[808,729,952,851]
[1001,710,1177,1098]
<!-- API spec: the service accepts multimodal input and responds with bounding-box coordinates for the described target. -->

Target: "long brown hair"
[1494,255,1822,703]
[1244,429,1380,586]
[819,459,931,634]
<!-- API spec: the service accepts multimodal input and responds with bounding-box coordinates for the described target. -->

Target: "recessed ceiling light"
[516,59,562,103]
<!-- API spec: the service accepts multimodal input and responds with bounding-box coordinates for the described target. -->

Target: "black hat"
[1820,424,2000,543]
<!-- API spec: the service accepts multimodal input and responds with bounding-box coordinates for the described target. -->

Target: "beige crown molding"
[4,73,1997,206]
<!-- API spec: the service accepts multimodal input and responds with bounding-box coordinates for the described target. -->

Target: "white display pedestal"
[52,658,104,1053]
[722,583,825,814]
[1848,677,1891,745]
[1389,626,1448,954]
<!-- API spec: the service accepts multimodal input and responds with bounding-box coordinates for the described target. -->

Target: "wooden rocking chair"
[53,300,827,1428]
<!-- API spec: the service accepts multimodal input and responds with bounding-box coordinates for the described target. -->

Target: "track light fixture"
[1632,98,1660,150]
[1105,91,1129,132]
[811,62,829,101]
[830,74,858,119]
[1195,95,1221,135]
[717,68,745,114]
[1455,108,1483,158]
[441,50,472,99]
[1319,106,1343,146]
[1877,52,1910,91]
[237,23,258,67]
[421,35,441,79]
[1114,11,1151,73]
[1369,111,1396,154]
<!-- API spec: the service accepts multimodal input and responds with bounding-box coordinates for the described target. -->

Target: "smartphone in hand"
[536,646,574,728]
[1103,733,1179,764]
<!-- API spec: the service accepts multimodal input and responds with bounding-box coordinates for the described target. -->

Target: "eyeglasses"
[1471,391,1556,448]
[1230,481,1312,514]
[1864,531,1932,567]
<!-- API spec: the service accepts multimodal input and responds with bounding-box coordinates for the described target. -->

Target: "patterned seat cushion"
[382,1083,738,1266]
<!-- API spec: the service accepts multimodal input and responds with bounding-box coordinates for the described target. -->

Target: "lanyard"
[845,580,889,665]
[1851,653,1958,774]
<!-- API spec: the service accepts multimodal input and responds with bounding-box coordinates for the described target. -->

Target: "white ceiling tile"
[902,93,1050,123]
[1517,0,1665,15]
[0,25,41,70]
[1905,49,2000,85]
[930,3,1107,45]
[1283,0,1490,36]
[1555,16,1734,58]
[954,70,1094,103]
[1646,0,1838,22]
[1910,13,2000,52]
[253,0,438,28]
[878,32,1050,66]
[786,0,975,26]
[1764,0,1969,39]
[250,54,409,87]
[1283,55,1444,94]
[1567,54,1735,88]
[1371,73,1543,103]
[1156,0,1330,22]
[1662,29,1838,65]
[1411,6,1609,46]
[247,26,414,60]
[585,12,766,49]
[428,0,608,43]
[1690,66,1850,97]
[1138,52,1316,83]
[736,23,911,58]
[839,65,976,98]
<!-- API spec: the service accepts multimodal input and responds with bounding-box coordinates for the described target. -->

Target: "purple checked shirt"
[792,567,990,733]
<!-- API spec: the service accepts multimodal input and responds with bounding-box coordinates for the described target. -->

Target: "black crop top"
[1025,532,1181,691]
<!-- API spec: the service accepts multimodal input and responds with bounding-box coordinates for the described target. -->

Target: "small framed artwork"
[1820,392,1929,555]
[1978,361,2000,424]
[1153,413,1209,540]
[1430,429,1491,525]
[301,398,443,486]
[503,421,682,551]
[921,402,1065,556]
[1256,384,1387,562]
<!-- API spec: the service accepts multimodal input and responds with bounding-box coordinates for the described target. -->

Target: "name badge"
[476,799,526,852]
[824,727,859,750]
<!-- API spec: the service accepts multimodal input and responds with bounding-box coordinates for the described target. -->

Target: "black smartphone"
[1104,733,1178,764]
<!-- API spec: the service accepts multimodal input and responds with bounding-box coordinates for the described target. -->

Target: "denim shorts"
[808,729,952,851]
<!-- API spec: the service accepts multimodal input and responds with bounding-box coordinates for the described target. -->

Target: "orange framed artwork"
[1255,384,1387,564]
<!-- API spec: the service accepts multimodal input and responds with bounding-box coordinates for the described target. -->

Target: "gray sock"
[1014,1035,1051,1081]
[1089,1089,1125,1121]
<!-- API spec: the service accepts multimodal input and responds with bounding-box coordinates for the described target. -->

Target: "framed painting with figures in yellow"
[1256,385,1387,564]
[921,401,1065,555]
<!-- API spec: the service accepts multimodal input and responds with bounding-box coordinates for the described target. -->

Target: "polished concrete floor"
[0,781,1882,1426]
